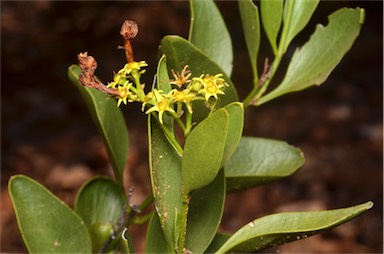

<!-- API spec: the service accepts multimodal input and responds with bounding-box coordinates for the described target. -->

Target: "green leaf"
[215,201,373,253]
[239,0,261,83]
[74,177,125,252]
[280,0,319,54]
[258,7,364,105]
[68,65,129,187]
[181,109,229,194]
[157,54,172,93]
[156,55,176,147]
[225,137,304,192]
[222,102,244,164]
[148,114,182,251]
[8,175,92,253]
[189,0,233,76]
[161,35,238,122]
[146,213,170,253]
[204,233,230,253]
[260,0,283,55]
[185,169,226,253]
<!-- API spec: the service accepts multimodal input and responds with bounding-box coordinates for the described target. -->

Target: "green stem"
[130,211,153,225]
[170,111,187,134]
[184,110,192,137]
[244,2,295,107]
[138,194,154,211]
[177,196,190,254]
[244,56,281,107]
[128,85,140,97]
[132,72,145,100]
[152,112,183,156]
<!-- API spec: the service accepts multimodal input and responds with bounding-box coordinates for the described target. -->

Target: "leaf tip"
[365,201,374,209]
[358,8,365,24]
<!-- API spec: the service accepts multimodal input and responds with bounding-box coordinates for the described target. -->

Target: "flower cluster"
[104,62,229,124]
[106,61,148,106]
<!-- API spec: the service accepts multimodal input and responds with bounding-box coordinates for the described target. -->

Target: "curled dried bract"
[77,52,119,96]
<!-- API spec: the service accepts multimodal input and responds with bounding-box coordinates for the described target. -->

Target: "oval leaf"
[9,175,92,253]
[74,177,125,252]
[146,213,170,253]
[205,233,230,253]
[68,65,129,187]
[260,0,283,54]
[258,7,365,105]
[222,102,244,164]
[156,55,177,149]
[157,55,172,93]
[148,115,182,251]
[225,137,304,192]
[216,201,373,253]
[161,35,238,122]
[239,0,261,82]
[185,169,226,253]
[189,0,233,76]
[280,0,319,54]
[181,109,229,194]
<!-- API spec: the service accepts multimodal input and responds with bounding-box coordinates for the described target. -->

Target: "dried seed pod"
[120,20,138,40]
[120,20,138,63]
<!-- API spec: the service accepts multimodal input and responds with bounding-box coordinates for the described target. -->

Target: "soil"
[1,1,382,253]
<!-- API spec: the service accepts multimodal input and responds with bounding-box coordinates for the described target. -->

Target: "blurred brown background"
[1,1,382,253]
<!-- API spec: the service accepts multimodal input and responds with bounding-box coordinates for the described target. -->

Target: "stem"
[130,211,153,225]
[253,57,280,104]
[243,56,278,107]
[138,194,154,211]
[120,20,138,63]
[128,83,140,96]
[184,110,192,137]
[177,196,190,254]
[170,111,187,134]
[133,73,145,100]
[152,112,183,156]
[244,1,295,107]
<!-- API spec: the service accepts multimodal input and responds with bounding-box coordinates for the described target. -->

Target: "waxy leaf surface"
[216,202,373,253]
[222,102,244,164]
[258,8,364,105]
[147,56,182,251]
[68,65,128,186]
[181,109,229,194]
[280,0,319,54]
[205,233,230,253]
[239,0,261,82]
[146,213,170,253]
[161,35,238,122]
[74,177,125,252]
[185,169,226,253]
[9,175,92,253]
[225,137,304,192]
[260,0,283,54]
[148,115,182,251]
[189,0,233,76]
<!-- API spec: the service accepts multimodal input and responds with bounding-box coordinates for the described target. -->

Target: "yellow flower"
[192,74,228,101]
[116,81,133,106]
[107,73,126,88]
[145,89,176,124]
[141,91,155,111]
[119,61,148,76]
[170,89,196,113]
